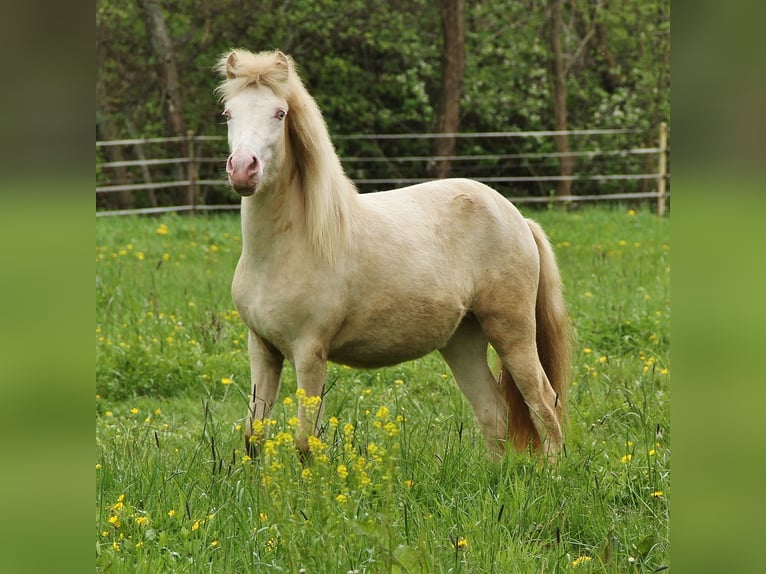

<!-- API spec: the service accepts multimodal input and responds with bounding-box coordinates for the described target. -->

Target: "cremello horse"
[216,49,570,459]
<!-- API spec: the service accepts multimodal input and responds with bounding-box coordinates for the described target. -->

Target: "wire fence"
[96,125,669,216]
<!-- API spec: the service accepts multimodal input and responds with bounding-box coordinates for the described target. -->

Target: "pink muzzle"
[226,152,260,195]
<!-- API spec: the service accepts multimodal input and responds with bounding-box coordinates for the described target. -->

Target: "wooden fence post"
[187,130,198,212]
[657,122,668,216]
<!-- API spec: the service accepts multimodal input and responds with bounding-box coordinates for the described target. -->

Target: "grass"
[96,205,669,572]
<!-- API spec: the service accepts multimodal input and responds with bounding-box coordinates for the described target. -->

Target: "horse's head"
[216,50,293,196]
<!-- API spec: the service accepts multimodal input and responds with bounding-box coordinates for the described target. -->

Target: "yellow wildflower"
[572,556,592,567]
[335,493,348,504]
[650,490,664,498]
[264,440,277,457]
[454,536,468,550]
[337,464,349,479]
[621,454,632,464]
[221,377,232,385]
[155,224,169,235]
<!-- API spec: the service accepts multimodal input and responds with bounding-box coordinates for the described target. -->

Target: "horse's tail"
[501,219,571,452]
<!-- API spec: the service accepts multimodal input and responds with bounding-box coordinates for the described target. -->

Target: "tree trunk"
[138,0,189,204]
[549,0,574,197]
[432,0,465,180]
[96,21,134,209]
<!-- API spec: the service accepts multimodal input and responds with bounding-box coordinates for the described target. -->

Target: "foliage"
[96,206,670,571]
[96,0,670,203]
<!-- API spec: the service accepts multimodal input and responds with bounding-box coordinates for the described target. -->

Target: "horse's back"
[357,178,536,266]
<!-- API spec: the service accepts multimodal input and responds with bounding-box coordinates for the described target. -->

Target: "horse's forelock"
[215,49,295,102]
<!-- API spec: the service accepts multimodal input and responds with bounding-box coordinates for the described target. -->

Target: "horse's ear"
[274,51,292,78]
[225,52,238,79]
[275,51,289,67]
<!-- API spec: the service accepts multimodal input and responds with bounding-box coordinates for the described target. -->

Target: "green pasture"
[96,206,669,572]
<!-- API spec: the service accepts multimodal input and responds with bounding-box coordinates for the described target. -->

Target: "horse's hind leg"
[482,313,563,456]
[439,315,508,458]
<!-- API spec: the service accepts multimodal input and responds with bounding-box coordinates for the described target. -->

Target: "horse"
[215,49,571,459]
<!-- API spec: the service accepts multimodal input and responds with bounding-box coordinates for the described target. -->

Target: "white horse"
[215,49,571,459]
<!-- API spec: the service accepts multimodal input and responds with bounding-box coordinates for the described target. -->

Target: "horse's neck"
[239,181,303,256]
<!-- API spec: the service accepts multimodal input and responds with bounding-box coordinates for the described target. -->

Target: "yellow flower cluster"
[572,555,592,567]
[372,405,402,438]
[244,387,407,503]
[307,435,330,463]
[296,388,323,411]
[249,418,278,443]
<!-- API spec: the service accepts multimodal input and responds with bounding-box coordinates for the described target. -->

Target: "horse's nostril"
[248,156,259,175]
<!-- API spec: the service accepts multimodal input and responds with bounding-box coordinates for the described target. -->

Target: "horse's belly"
[329,337,435,369]
[328,296,465,368]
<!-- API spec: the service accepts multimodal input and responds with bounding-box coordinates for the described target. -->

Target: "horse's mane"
[216,49,358,264]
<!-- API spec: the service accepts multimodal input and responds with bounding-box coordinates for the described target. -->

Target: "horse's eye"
[223,110,231,121]
[275,109,286,121]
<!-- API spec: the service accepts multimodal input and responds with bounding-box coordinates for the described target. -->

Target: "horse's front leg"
[245,330,284,456]
[293,344,328,455]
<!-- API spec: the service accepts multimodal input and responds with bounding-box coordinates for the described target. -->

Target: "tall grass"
[96,206,669,572]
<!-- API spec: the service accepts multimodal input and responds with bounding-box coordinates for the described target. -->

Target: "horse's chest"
[231,260,339,349]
